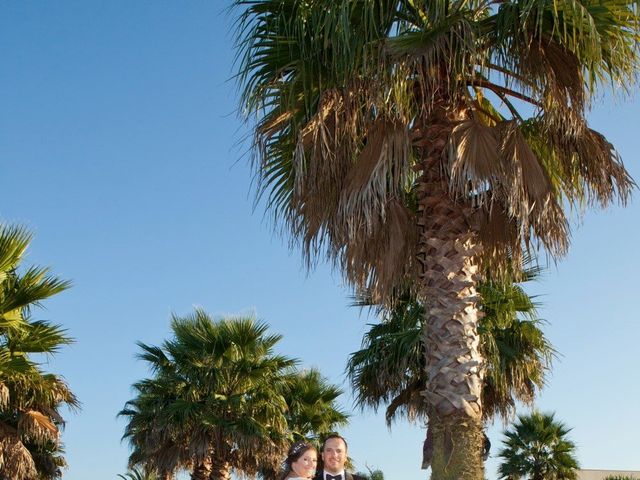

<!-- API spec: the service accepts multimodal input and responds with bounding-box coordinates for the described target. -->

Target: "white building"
[577,470,640,480]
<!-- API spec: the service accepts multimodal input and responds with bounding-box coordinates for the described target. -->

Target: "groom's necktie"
[326,475,342,480]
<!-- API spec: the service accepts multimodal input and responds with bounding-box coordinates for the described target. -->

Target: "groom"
[315,434,366,480]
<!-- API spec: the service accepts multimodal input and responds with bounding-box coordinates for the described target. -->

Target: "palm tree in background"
[118,467,160,480]
[120,311,296,480]
[0,224,77,480]
[347,260,553,465]
[258,368,349,480]
[235,1,638,477]
[356,468,385,480]
[284,368,349,441]
[497,411,579,480]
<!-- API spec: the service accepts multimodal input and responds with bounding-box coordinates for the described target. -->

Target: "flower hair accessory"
[288,441,312,458]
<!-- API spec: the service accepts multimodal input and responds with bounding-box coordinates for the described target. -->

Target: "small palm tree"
[258,368,349,480]
[118,467,160,480]
[0,224,77,480]
[285,368,349,441]
[356,468,385,480]
[497,411,579,480]
[120,311,297,480]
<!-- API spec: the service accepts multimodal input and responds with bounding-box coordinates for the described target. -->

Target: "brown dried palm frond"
[236,0,639,302]
[130,434,186,478]
[282,86,416,297]
[5,371,79,418]
[524,119,635,208]
[445,117,567,268]
[339,198,418,301]
[384,379,425,427]
[0,422,38,480]
[231,435,285,477]
[17,410,59,444]
[496,120,568,258]
[448,119,500,202]
[496,33,587,134]
[499,121,551,203]
[39,405,65,426]
[0,381,8,409]
[341,118,409,231]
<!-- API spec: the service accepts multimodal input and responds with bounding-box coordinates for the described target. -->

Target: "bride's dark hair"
[279,440,317,480]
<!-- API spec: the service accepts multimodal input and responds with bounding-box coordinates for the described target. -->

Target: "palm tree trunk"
[208,456,231,480]
[416,123,485,480]
[260,468,278,480]
[191,459,212,480]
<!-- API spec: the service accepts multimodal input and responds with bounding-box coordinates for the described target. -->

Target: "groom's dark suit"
[314,471,366,480]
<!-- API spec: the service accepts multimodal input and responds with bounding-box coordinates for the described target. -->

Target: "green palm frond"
[0,224,31,274]
[0,266,71,315]
[4,320,73,356]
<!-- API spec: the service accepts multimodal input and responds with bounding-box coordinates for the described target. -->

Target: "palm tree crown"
[236,0,636,293]
[0,224,77,480]
[284,368,349,441]
[120,310,297,480]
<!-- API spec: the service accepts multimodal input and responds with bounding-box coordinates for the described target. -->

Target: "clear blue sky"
[1,2,639,479]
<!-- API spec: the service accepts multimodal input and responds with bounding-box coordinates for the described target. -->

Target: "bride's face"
[291,448,318,478]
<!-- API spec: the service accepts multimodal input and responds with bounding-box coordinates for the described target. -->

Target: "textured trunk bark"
[416,120,485,480]
[260,468,278,480]
[208,456,231,480]
[191,459,212,480]
[428,413,484,480]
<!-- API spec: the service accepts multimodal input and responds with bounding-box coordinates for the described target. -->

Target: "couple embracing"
[280,434,365,480]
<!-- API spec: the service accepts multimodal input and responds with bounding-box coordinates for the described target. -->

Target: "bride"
[280,441,318,480]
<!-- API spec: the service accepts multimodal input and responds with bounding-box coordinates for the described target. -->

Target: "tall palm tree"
[497,411,579,480]
[120,310,297,480]
[0,224,77,480]
[347,261,553,465]
[234,2,638,477]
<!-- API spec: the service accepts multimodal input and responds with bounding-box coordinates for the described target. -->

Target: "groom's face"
[322,437,347,474]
